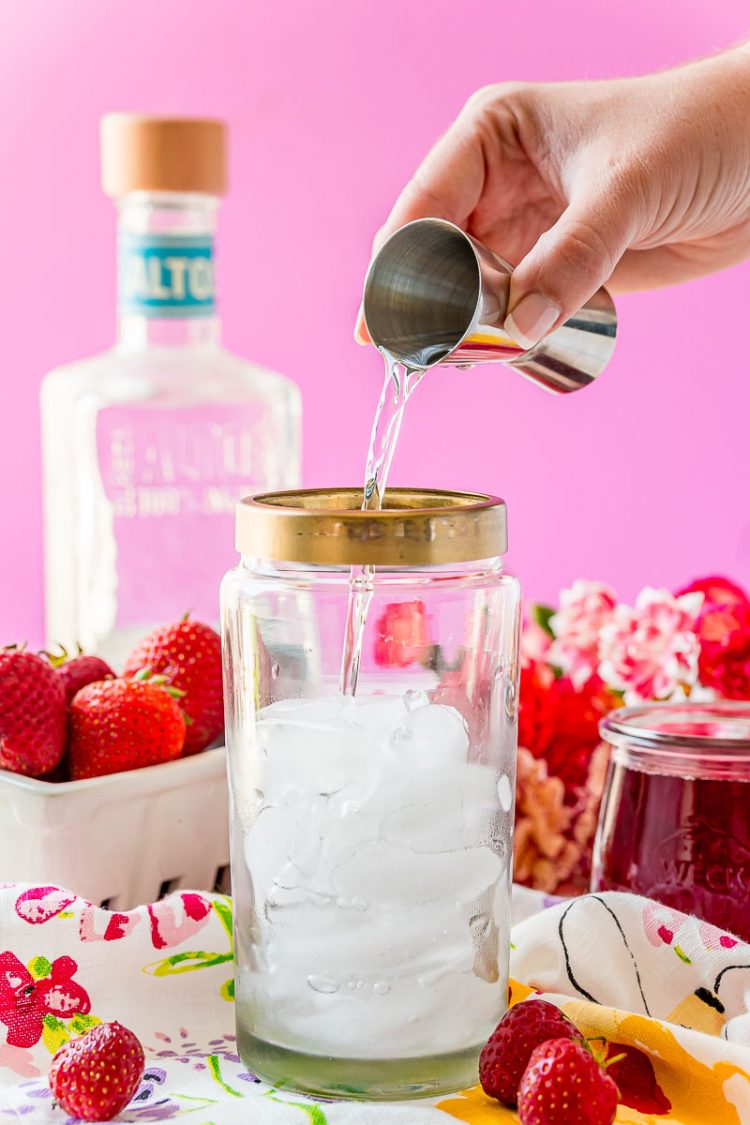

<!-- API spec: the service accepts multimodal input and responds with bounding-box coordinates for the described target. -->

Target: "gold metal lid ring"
[236,488,508,567]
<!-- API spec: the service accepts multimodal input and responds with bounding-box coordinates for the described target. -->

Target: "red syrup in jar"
[591,703,750,943]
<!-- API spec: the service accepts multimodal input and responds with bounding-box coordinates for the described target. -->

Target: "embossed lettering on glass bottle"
[41,115,301,664]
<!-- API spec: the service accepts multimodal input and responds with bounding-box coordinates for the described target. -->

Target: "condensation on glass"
[221,488,522,1100]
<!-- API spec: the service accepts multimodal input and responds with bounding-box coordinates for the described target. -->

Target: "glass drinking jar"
[592,703,750,941]
[221,488,521,1099]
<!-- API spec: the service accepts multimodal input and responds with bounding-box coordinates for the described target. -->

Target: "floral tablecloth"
[1,885,749,1123]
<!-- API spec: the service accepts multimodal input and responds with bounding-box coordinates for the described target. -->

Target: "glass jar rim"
[235,487,507,566]
[600,702,750,780]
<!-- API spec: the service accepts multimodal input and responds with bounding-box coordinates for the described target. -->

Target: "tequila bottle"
[41,115,301,665]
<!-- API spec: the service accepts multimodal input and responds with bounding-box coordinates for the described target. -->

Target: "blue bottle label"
[118,233,215,317]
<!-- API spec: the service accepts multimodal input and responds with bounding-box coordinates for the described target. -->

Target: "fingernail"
[354,302,368,345]
[505,293,561,351]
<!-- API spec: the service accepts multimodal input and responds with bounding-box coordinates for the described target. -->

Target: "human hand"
[356,44,750,350]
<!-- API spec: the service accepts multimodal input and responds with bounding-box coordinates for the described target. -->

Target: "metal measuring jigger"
[362,217,617,393]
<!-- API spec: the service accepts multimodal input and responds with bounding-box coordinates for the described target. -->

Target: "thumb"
[505,186,634,350]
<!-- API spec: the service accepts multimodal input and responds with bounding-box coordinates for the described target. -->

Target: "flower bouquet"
[517,575,750,894]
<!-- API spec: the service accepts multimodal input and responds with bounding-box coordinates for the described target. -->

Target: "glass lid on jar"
[600,702,750,780]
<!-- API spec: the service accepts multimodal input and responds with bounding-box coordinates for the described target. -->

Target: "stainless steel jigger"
[362,217,617,393]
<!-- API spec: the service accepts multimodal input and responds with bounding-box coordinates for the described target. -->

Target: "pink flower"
[642,902,683,947]
[599,587,703,702]
[549,581,617,687]
[79,907,139,943]
[698,921,738,952]
[0,953,90,1048]
[15,887,76,925]
[147,893,213,950]
[373,601,430,668]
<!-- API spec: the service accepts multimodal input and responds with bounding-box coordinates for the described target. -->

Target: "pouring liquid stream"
[338,356,425,696]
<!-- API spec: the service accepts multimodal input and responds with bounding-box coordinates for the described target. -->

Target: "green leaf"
[28,956,51,980]
[293,1106,328,1125]
[531,603,556,637]
[207,1055,242,1097]
[42,1015,69,1055]
[220,977,235,1002]
[212,899,233,942]
[70,1014,101,1036]
[143,950,234,977]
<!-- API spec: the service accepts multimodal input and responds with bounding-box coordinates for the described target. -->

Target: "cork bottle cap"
[101,114,227,197]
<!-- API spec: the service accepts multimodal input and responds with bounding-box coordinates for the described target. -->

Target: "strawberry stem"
[39,644,69,668]
[604,1053,627,1068]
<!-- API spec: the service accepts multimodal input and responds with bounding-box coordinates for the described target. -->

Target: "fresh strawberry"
[49,1020,144,1121]
[518,1038,619,1125]
[0,648,66,776]
[604,1041,671,1113]
[479,999,583,1106]
[69,677,186,780]
[52,651,114,704]
[124,617,223,755]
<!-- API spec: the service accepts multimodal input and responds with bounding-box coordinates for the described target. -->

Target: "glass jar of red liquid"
[591,703,750,941]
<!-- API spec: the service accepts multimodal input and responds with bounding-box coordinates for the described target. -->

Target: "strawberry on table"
[49,1020,144,1121]
[518,1037,619,1125]
[124,617,223,755]
[45,648,114,704]
[0,648,66,776]
[69,676,186,780]
[479,998,583,1107]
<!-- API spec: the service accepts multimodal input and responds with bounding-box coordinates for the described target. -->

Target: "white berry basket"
[0,747,230,909]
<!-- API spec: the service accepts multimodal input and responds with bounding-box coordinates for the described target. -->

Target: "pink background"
[1,0,749,643]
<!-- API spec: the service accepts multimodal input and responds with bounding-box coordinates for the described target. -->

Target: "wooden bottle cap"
[101,114,227,197]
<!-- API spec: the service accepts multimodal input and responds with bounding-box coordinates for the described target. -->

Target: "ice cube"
[379,762,498,852]
[333,842,501,907]
[386,703,469,770]
[243,805,297,900]
[404,688,430,711]
[240,959,505,1058]
[265,894,474,983]
[242,692,511,1062]
[344,693,409,745]
[257,701,377,803]
[497,773,513,812]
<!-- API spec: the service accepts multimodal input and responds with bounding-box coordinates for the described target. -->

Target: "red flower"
[678,575,750,699]
[697,600,750,699]
[518,660,557,758]
[677,575,749,608]
[604,1042,671,1114]
[0,952,90,1048]
[374,601,430,668]
[519,661,618,797]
